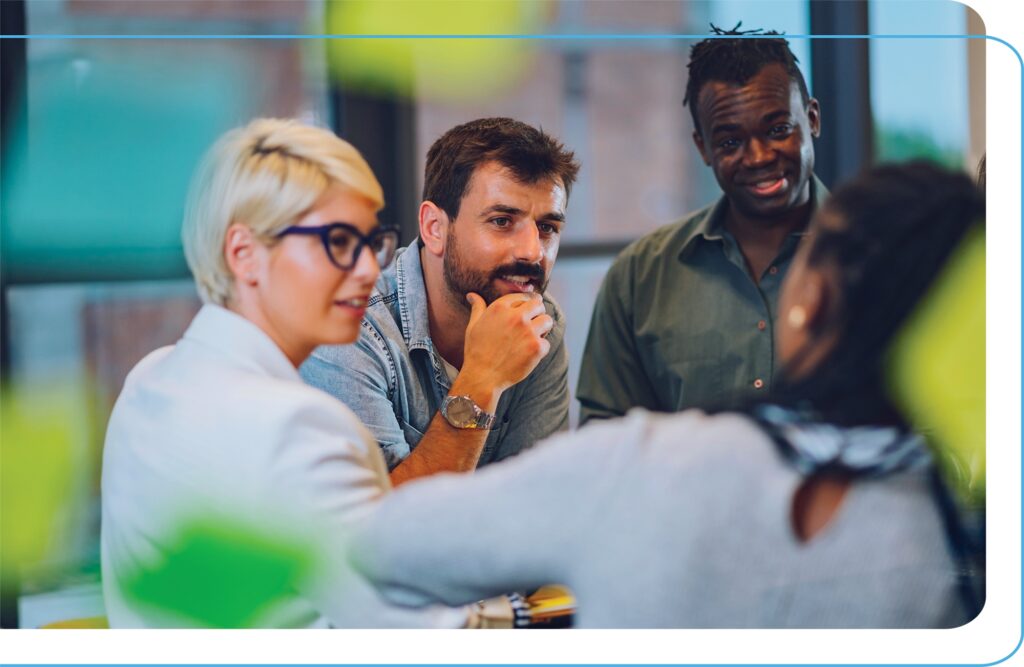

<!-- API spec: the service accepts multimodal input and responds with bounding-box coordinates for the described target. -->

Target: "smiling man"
[577,28,827,422]
[301,117,579,485]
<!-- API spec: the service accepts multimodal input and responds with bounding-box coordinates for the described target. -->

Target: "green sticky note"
[888,225,985,504]
[122,518,315,628]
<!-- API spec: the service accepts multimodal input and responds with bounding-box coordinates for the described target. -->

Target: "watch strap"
[471,407,496,430]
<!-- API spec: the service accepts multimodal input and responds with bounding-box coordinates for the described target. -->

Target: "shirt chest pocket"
[644,329,724,411]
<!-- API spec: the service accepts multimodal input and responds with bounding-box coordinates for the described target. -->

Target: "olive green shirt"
[577,176,828,424]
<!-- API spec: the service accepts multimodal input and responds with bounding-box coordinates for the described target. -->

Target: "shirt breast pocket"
[652,330,725,411]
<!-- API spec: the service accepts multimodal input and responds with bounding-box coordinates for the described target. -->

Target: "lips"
[497,276,537,293]
[745,175,789,197]
[334,295,371,316]
[335,296,369,308]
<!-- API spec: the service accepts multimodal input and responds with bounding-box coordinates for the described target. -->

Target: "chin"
[321,323,361,346]
[741,199,791,220]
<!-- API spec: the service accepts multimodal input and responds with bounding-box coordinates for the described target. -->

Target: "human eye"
[489,216,513,229]
[769,123,793,138]
[538,222,560,236]
[368,228,394,251]
[327,226,355,250]
[717,137,741,152]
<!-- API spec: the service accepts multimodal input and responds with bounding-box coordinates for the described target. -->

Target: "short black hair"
[683,23,811,135]
[422,117,580,221]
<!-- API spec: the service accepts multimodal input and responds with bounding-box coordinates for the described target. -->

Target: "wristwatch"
[441,395,496,430]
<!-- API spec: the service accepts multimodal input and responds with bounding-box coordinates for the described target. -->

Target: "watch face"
[446,396,477,427]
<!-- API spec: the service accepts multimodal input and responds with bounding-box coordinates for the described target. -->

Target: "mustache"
[490,261,546,284]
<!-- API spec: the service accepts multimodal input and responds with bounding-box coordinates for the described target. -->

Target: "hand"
[461,292,554,394]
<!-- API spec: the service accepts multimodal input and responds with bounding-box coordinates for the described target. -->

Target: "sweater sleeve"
[347,413,651,608]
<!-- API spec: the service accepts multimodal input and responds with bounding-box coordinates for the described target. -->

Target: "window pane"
[869,1,974,168]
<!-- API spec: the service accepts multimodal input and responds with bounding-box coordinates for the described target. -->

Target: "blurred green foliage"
[875,124,964,170]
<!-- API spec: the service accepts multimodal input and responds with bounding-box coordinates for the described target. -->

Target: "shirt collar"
[393,238,434,352]
[183,304,300,382]
[678,173,829,259]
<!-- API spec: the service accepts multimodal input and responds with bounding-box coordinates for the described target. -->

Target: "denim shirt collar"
[677,173,828,260]
[392,238,434,353]
[389,239,455,392]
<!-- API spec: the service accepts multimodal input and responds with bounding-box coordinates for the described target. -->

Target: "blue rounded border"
[0,29,1019,667]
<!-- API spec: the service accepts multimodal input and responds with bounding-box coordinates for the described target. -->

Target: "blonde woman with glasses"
[100,118,464,628]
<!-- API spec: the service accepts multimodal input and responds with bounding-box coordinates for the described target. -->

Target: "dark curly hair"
[683,23,810,135]
[779,160,986,426]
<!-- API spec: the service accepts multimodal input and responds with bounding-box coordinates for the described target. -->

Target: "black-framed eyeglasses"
[277,223,400,271]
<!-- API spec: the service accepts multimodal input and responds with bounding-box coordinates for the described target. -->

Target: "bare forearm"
[388,413,486,486]
[388,374,501,487]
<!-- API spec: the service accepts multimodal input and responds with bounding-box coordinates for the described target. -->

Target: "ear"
[806,97,821,139]
[692,130,711,166]
[224,223,261,288]
[419,201,449,258]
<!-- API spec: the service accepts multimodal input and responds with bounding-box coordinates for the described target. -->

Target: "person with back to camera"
[100,118,474,628]
[349,161,985,628]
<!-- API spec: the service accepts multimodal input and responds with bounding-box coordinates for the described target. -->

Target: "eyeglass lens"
[327,227,398,268]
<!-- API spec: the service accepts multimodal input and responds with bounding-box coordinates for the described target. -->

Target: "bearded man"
[302,117,579,485]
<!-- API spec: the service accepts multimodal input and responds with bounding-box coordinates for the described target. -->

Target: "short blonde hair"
[182,118,384,305]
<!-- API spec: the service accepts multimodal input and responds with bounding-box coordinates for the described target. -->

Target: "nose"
[351,243,381,284]
[514,222,544,264]
[743,137,775,169]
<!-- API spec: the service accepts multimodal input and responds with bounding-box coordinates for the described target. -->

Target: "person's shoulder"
[541,291,567,334]
[231,372,375,449]
[645,409,786,474]
[123,345,176,383]
[576,408,773,458]
[602,203,717,295]
[617,203,715,265]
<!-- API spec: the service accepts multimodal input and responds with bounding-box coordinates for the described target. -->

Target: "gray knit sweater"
[350,409,970,628]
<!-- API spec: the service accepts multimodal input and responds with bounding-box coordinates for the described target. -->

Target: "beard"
[443,226,548,309]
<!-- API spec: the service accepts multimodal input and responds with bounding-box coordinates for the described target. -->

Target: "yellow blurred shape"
[0,382,78,574]
[526,584,575,620]
[887,225,985,504]
[40,616,109,629]
[326,1,547,99]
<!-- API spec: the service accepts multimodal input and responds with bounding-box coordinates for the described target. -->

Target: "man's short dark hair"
[422,117,580,220]
[683,24,811,135]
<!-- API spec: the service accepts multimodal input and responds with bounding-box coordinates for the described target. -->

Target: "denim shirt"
[577,175,829,423]
[301,239,570,470]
